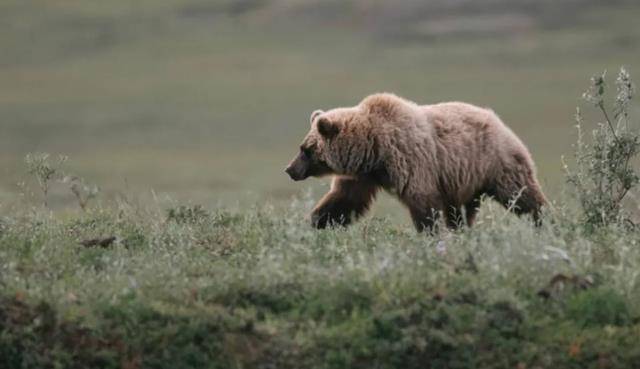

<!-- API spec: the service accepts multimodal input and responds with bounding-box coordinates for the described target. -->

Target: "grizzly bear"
[285,93,546,232]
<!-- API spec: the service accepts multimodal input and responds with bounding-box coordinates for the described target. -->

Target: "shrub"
[564,67,638,229]
[24,153,67,208]
[566,288,631,327]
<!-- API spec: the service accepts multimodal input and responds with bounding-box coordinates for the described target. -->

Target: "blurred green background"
[1,0,640,215]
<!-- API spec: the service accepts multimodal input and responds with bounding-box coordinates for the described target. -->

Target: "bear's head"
[285,106,377,181]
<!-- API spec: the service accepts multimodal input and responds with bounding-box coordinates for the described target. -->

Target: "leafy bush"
[565,68,638,229]
[24,153,67,208]
[567,288,631,327]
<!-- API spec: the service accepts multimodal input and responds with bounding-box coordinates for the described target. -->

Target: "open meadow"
[2,1,640,368]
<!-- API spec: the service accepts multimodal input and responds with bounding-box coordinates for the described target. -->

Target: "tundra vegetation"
[1,69,640,368]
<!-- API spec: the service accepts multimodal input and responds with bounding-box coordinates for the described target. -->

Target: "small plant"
[166,205,210,224]
[24,153,67,208]
[564,68,638,229]
[62,175,100,212]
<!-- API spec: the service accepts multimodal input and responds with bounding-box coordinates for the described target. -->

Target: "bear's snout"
[284,165,300,181]
[284,164,306,181]
[285,153,309,181]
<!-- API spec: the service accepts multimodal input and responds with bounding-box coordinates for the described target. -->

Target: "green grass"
[1,197,640,368]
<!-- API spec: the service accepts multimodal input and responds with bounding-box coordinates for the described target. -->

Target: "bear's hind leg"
[311,176,379,229]
[402,194,444,233]
[444,199,480,229]
[444,206,465,230]
[463,196,482,227]
[408,206,441,233]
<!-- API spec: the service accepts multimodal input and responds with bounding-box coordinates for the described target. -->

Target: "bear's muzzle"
[285,152,309,181]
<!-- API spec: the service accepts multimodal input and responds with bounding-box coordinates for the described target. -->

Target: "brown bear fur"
[285,93,546,232]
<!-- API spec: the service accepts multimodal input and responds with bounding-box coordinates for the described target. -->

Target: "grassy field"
[2,198,640,368]
[3,1,640,368]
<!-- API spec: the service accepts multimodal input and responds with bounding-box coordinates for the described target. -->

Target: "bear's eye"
[300,146,313,159]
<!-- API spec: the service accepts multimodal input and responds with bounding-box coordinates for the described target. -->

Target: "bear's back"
[421,102,500,129]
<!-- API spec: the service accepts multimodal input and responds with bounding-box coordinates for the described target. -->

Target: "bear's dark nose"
[285,164,304,181]
[285,165,297,181]
[284,165,294,178]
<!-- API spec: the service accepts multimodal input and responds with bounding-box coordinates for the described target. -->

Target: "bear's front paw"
[310,211,350,229]
[310,211,330,229]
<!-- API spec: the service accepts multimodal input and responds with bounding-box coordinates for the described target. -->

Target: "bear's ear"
[317,117,340,139]
[310,109,324,125]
